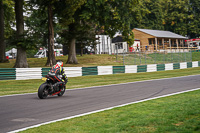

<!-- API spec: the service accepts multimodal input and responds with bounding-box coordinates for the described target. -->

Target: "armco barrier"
[0,68,16,80]
[98,66,112,75]
[173,63,180,70]
[82,66,98,76]
[192,61,198,67]
[113,66,125,74]
[16,68,42,80]
[64,67,82,77]
[165,63,173,70]
[1,61,200,80]
[42,68,51,77]
[147,64,157,72]
[187,62,192,68]
[180,62,187,69]
[157,64,165,71]
[137,65,147,73]
[125,65,137,73]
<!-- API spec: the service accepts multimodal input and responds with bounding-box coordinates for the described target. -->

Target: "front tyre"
[38,83,49,99]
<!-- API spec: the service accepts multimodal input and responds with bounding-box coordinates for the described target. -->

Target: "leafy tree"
[131,0,198,38]
[140,0,164,30]
[28,0,86,66]
[161,0,191,36]
[46,2,56,66]
[188,0,200,38]
[55,0,86,64]
[0,0,15,63]
[25,3,48,49]
[61,0,139,64]
[0,0,6,62]
[14,0,29,68]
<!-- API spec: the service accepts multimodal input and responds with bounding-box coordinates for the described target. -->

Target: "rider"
[48,60,68,91]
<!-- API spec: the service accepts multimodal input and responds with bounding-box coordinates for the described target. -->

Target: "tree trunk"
[0,0,7,63]
[14,0,28,68]
[66,23,78,64]
[46,3,56,67]
[67,38,78,64]
[81,47,83,56]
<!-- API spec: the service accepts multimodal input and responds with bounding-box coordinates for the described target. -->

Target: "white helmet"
[56,61,63,67]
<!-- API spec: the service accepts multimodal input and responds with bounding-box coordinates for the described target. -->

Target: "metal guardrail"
[0,61,199,80]
[0,68,16,80]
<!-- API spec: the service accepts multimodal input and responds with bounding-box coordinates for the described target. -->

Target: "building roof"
[112,36,140,43]
[135,28,187,39]
[112,36,124,43]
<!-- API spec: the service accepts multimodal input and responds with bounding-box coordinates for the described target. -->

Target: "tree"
[46,2,56,66]
[54,0,86,64]
[14,0,28,68]
[0,0,6,62]
[131,0,196,38]
[0,0,15,63]
[61,0,139,64]
[161,0,191,36]
[28,0,86,66]
[25,2,48,49]
[140,0,164,30]
[27,0,56,66]
[188,0,200,38]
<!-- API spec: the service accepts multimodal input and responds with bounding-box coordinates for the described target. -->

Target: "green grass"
[0,54,123,68]
[1,51,200,68]
[1,67,200,96]
[21,87,200,133]
[124,52,193,65]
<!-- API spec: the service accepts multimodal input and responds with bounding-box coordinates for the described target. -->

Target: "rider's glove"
[65,78,68,84]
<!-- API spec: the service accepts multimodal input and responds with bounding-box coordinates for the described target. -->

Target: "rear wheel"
[38,83,49,99]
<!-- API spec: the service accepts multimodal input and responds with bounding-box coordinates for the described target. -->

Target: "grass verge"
[1,67,200,96]
[0,54,123,68]
[21,88,200,133]
[0,51,200,68]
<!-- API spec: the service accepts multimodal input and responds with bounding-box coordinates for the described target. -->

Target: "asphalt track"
[1,75,200,133]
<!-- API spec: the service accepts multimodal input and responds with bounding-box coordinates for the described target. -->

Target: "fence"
[122,47,196,65]
[0,61,199,80]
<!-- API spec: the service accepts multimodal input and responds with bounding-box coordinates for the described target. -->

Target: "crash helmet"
[56,61,63,67]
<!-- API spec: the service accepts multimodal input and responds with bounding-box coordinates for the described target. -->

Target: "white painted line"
[0,93,37,98]
[8,88,200,133]
[1,74,200,98]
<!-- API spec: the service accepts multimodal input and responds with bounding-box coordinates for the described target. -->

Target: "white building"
[95,35,112,54]
[95,35,141,54]
[111,36,141,54]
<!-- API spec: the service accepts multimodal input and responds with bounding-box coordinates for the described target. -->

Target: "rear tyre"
[38,83,49,99]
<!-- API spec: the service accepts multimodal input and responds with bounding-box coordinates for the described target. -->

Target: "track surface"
[1,75,200,133]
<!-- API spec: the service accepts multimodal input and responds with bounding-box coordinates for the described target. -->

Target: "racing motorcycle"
[38,75,67,99]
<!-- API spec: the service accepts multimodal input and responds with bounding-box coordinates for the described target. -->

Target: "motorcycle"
[38,75,67,99]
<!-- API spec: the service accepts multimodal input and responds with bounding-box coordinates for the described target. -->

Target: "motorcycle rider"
[48,60,68,91]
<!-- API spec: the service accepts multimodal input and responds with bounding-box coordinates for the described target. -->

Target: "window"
[115,43,123,49]
[153,40,155,44]
[159,40,162,45]
[149,40,152,45]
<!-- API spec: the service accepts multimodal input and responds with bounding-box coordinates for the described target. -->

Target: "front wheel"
[38,83,49,99]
